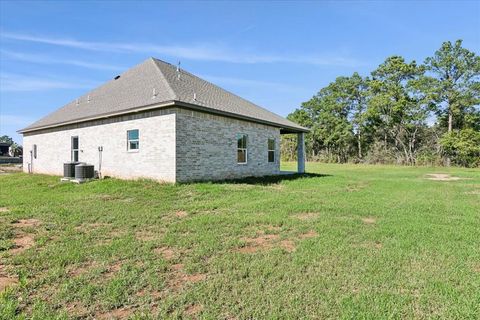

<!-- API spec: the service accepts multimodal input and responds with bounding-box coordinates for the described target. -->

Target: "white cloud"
[1,31,363,67]
[201,74,307,94]
[0,50,123,71]
[0,73,98,91]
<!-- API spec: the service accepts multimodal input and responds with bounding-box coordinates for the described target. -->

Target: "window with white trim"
[268,138,275,163]
[127,129,139,151]
[237,134,247,164]
[71,136,79,161]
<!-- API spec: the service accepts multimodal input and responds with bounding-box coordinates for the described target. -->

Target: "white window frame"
[237,133,248,164]
[71,136,79,162]
[268,138,275,163]
[127,129,139,152]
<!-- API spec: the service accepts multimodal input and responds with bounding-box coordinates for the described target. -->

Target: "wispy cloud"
[201,74,308,94]
[1,31,362,67]
[0,50,123,71]
[0,73,98,91]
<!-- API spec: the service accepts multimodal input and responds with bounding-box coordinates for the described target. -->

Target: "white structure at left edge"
[19,58,308,182]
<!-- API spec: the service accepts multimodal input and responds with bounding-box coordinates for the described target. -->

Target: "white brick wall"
[22,107,282,183]
[23,112,176,182]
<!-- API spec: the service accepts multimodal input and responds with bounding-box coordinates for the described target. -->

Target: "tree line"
[282,40,480,167]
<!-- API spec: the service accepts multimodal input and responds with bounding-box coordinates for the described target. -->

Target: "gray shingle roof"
[20,58,308,133]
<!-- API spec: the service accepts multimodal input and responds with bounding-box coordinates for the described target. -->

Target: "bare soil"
[0,264,19,292]
[185,304,204,317]
[154,246,176,260]
[426,174,462,181]
[362,217,377,225]
[0,207,9,213]
[12,219,41,228]
[237,234,280,253]
[96,307,132,320]
[167,263,207,290]
[175,210,188,218]
[299,230,318,239]
[10,234,35,254]
[296,212,319,220]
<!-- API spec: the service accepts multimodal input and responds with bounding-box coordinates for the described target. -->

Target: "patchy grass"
[0,163,479,319]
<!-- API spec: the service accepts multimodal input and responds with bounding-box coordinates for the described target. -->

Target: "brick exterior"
[175,109,280,182]
[22,107,281,182]
[23,110,177,182]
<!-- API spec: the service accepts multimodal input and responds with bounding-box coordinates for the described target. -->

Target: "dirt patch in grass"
[68,261,98,277]
[426,174,463,181]
[154,246,176,260]
[96,307,132,320]
[237,234,280,253]
[135,230,160,241]
[279,240,296,252]
[167,263,207,291]
[74,222,112,233]
[185,304,204,317]
[102,261,123,279]
[65,301,89,317]
[299,230,318,239]
[465,190,480,195]
[362,217,377,225]
[473,264,480,273]
[296,212,319,220]
[0,264,18,291]
[12,219,41,228]
[0,207,9,213]
[10,234,35,254]
[175,211,188,218]
[346,183,368,192]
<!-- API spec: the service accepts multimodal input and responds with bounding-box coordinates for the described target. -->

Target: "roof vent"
[152,88,157,99]
[114,75,120,80]
[87,95,91,103]
[193,92,197,101]
[176,61,181,80]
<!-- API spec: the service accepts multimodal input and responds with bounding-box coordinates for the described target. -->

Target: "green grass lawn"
[0,163,479,319]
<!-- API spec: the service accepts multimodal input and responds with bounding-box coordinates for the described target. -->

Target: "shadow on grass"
[210,172,332,186]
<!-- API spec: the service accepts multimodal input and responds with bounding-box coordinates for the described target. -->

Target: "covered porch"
[280,127,307,174]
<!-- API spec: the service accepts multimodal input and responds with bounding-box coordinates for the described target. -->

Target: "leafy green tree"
[424,40,480,133]
[0,135,14,144]
[440,128,480,167]
[368,56,430,164]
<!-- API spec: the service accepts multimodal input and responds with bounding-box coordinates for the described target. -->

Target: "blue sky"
[1,1,479,143]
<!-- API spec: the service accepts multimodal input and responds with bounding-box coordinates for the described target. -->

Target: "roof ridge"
[149,58,177,100]
[155,59,294,123]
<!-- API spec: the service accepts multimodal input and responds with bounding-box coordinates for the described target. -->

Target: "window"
[33,144,37,159]
[127,129,139,151]
[237,134,247,164]
[268,138,275,163]
[71,136,79,162]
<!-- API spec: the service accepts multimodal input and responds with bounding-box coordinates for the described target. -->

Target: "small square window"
[127,129,139,151]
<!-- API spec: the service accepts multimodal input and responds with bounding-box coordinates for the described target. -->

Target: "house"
[18,58,308,182]
[0,143,11,157]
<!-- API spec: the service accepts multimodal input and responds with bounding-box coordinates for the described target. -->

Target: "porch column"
[297,132,305,173]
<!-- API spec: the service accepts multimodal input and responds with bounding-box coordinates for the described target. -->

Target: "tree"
[440,128,480,167]
[0,135,14,145]
[424,40,480,133]
[368,56,430,165]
